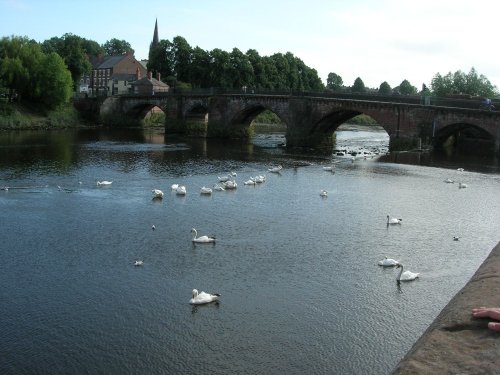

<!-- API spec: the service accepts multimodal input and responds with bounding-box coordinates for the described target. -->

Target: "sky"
[1,0,500,89]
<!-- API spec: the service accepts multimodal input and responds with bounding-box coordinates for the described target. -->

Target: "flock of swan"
[131,163,471,302]
[379,168,469,283]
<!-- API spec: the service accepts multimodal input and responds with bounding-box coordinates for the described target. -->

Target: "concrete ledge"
[391,242,500,374]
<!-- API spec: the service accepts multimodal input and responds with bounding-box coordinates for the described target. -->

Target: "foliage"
[397,79,417,95]
[0,36,73,109]
[102,38,132,55]
[148,35,324,91]
[430,67,498,97]
[378,81,392,95]
[253,109,282,124]
[352,77,366,93]
[41,33,101,89]
[347,114,378,125]
[326,72,343,91]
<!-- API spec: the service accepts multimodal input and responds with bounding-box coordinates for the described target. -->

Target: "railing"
[96,87,498,112]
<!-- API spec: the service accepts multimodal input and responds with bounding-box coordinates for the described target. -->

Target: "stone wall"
[391,242,500,374]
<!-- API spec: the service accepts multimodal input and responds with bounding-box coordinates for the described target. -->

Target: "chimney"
[147,71,152,80]
[136,67,141,80]
[156,72,161,81]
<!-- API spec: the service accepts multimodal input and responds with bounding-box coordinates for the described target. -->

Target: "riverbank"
[0,101,85,130]
[391,241,500,374]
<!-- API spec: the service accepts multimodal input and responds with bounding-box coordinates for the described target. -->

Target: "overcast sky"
[1,0,499,89]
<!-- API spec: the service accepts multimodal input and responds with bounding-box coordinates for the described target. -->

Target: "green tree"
[172,36,192,83]
[378,81,392,95]
[147,39,175,79]
[229,47,254,89]
[431,67,498,97]
[102,38,132,55]
[37,52,73,108]
[352,77,366,93]
[209,48,231,87]
[190,46,211,88]
[398,79,417,95]
[327,72,343,91]
[41,33,93,90]
[246,49,267,89]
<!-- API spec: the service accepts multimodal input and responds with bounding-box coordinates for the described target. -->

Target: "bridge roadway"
[98,90,500,152]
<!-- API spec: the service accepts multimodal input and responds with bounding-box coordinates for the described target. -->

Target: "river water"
[1,126,499,374]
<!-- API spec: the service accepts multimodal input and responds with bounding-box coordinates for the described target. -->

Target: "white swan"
[213,184,225,191]
[244,179,256,185]
[217,175,231,182]
[189,289,220,305]
[152,189,164,199]
[222,180,237,189]
[387,215,402,225]
[97,180,113,186]
[458,182,468,189]
[268,165,282,173]
[378,257,400,267]
[252,175,266,183]
[171,183,179,190]
[200,186,212,194]
[191,228,216,243]
[457,168,464,172]
[444,178,455,183]
[134,260,144,266]
[176,185,187,195]
[323,165,335,171]
[320,190,328,197]
[396,264,419,281]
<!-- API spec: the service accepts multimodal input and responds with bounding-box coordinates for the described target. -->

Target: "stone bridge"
[98,93,500,152]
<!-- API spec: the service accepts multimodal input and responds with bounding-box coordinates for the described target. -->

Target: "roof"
[132,77,169,88]
[95,55,127,69]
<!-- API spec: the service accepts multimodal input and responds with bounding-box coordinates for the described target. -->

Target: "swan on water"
[458,182,468,189]
[453,236,460,241]
[191,228,216,243]
[457,168,464,172]
[252,175,266,183]
[152,189,164,199]
[444,178,455,183]
[268,165,282,173]
[387,215,402,225]
[395,263,419,282]
[320,190,328,197]
[176,185,187,195]
[171,183,179,190]
[189,289,220,305]
[217,175,231,182]
[134,260,144,266]
[221,180,237,189]
[378,257,400,267]
[323,165,335,171]
[244,179,256,185]
[213,184,225,191]
[97,181,113,186]
[200,186,212,194]
[152,225,156,231]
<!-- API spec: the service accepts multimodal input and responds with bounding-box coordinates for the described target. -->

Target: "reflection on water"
[0,127,499,375]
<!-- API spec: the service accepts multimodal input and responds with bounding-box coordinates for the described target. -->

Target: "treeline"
[147,36,324,91]
[1,31,499,113]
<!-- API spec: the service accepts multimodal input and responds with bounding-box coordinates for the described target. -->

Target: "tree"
[172,36,192,83]
[327,72,343,91]
[0,36,72,107]
[352,77,366,93]
[38,52,73,109]
[190,46,211,88]
[398,79,417,95]
[147,39,174,79]
[378,81,392,95]
[41,33,93,90]
[431,67,498,97]
[102,38,132,55]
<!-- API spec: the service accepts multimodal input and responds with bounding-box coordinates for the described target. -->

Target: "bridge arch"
[434,121,496,153]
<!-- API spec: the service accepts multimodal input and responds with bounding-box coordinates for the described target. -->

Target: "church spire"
[152,18,159,47]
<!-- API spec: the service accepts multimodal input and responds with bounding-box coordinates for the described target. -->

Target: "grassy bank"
[0,101,85,130]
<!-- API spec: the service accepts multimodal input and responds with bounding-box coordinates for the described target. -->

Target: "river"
[0,125,499,374]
